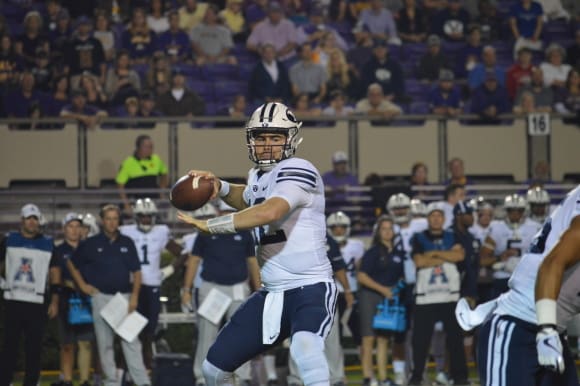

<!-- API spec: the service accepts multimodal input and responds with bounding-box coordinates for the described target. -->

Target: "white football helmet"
[526,187,550,223]
[246,102,303,170]
[326,211,351,243]
[193,203,218,219]
[81,213,99,238]
[504,193,527,210]
[410,198,427,218]
[133,198,158,232]
[386,193,411,224]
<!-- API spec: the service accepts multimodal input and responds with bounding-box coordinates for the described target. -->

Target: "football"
[169,174,214,211]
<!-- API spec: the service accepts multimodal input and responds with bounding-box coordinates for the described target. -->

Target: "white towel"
[455,298,498,331]
[262,291,284,344]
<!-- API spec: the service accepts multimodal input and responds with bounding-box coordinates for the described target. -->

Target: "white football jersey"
[494,185,580,330]
[120,224,170,286]
[395,218,428,284]
[469,222,491,245]
[486,218,541,279]
[336,238,365,292]
[243,157,333,291]
[182,232,203,289]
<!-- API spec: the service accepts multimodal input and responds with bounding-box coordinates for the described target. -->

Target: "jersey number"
[506,239,522,257]
[346,257,356,278]
[140,244,150,265]
[252,197,287,246]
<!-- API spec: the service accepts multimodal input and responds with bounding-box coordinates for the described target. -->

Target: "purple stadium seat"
[131,63,149,82]
[203,64,240,80]
[173,63,203,78]
[403,43,427,63]
[186,79,215,102]
[544,21,573,42]
[214,80,247,100]
[405,79,430,101]
[409,101,431,114]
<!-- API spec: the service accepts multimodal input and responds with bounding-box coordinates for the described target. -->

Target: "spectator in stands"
[67,204,150,386]
[119,96,140,119]
[418,34,451,81]
[471,71,511,123]
[248,43,292,104]
[314,32,346,68]
[509,0,544,56]
[526,160,557,187]
[476,0,502,42]
[540,43,572,89]
[446,159,471,187]
[290,43,327,104]
[77,72,108,110]
[326,48,358,101]
[513,90,542,114]
[355,82,403,118]
[347,34,374,84]
[157,10,192,62]
[48,75,70,117]
[45,0,64,33]
[456,24,482,78]
[138,90,162,125]
[178,0,208,31]
[94,11,116,62]
[0,34,20,90]
[397,0,427,43]
[122,8,156,63]
[64,16,106,84]
[219,0,246,42]
[116,135,168,211]
[357,216,406,386]
[218,94,247,118]
[537,0,570,20]
[284,0,314,24]
[409,203,468,386]
[246,2,299,60]
[105,50,142,106]
[49,8,72,65]
[297,6,348,52]
[60,89,108,129]
[146,52,172,96]
[322,151,359,196]
[245,0,268,29]
[31,49,53,92]
[429,69,462,117]
[155,69,205,116]
[15,11,49,68]
[147,0,169,34]
[515,66,554,111]
[191,5,237,66]
[348,0,373,20]
[323,90,355,116]
[562,0,580,22]
[293,93,323,120]
[554,69,580,114]
[3,71,47,118]
[468,45,505,89]
[0,204,59,386]
[566,29,580,72]
[354,0,401,45]
[410,162,430,198]
[432,0,471,42]
[362,39,405,102]
[506,47,534,100]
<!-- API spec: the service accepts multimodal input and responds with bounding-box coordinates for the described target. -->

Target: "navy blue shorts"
[206,281,337,372]
[477,314,578,386]
[137,285,161,336]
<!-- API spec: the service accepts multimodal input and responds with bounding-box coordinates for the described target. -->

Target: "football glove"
[536,325,565,374]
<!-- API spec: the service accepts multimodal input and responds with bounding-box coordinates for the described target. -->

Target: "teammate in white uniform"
[480,194,541,297]
[457,185,580,386]
[119,198,184,369]
[177,102,336,386]
[526,186,552,225]
[469,199,495,302]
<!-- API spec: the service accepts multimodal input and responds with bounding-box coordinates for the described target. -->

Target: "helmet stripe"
[268,103,277,122]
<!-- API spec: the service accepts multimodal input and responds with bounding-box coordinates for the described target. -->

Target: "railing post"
[526,118,551,180]
[169,121,178,184]
[437,118,448,182]
[348,118,359,180]
[78,122,87,190]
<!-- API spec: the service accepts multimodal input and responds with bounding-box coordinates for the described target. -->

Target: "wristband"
[207,214,236,234]
[536,298,557,326]
[219,179,230,198]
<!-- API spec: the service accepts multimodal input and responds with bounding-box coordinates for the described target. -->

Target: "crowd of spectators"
[0,0,579,125]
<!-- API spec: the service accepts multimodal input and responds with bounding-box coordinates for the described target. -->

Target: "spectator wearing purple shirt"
[60,89,108,129]
[47,75,70,117]
[354,0,401,45]
[245,0,269,29]
[156,10,192,62]
[470,71,511,124]
[322,151,360,202]
[296,7,348,51]
[122,8,156,63]
[429,69,462,117]
[3,71,49,118]
[246,2,299,60]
